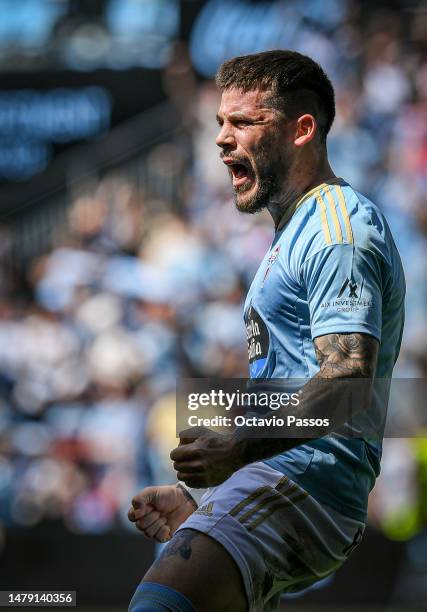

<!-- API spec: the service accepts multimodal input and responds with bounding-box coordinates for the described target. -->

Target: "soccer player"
[128,50,405,611]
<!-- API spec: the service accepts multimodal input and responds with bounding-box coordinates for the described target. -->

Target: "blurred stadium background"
[0,0,427,609]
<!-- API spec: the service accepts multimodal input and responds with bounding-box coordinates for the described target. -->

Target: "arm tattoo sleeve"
[235,333,379,465]
[313,332,379,378]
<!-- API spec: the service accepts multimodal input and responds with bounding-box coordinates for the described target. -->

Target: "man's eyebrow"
[229,111,253,120]
[216,109,272,125]
[216,111,258,123]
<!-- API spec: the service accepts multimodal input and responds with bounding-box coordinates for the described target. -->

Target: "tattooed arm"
[313,332,378,379]
[171,332,379,487]
[234,332,379,465]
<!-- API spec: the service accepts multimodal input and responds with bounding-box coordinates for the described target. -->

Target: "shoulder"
[290,180,395,269]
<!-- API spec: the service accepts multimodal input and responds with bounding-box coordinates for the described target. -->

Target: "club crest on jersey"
[262,244,281,285]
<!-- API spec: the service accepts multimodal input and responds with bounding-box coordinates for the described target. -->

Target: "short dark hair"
[216,50,335,143]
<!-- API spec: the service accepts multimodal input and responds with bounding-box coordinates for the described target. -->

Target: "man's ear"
[294,114,317,147]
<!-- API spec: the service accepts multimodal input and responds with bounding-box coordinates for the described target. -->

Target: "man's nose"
[216,124,236,149]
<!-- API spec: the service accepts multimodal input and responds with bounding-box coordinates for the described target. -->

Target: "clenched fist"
[128,484,197,543]
[171,428,244,488]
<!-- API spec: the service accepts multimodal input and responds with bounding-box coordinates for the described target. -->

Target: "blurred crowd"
[0,0,427,548]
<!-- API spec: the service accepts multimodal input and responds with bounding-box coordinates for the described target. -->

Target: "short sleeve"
[301,244,383,341]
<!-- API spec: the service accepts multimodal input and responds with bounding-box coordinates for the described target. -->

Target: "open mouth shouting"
[222,157,255,190]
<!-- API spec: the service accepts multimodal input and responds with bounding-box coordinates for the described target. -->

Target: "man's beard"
[234,143,291,215]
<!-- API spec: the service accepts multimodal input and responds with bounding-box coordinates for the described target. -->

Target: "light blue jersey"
[244,178,405,522]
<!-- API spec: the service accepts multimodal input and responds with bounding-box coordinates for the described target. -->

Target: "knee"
[129,581,197,612]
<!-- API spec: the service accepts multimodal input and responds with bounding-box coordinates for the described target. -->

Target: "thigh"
[142,528,248,612]
[176,462,365,611]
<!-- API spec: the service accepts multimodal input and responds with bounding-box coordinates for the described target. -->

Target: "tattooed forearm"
[314,333,379,378]
[234,333,379,465]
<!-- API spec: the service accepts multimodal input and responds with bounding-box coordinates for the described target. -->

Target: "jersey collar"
[276,177,347,232]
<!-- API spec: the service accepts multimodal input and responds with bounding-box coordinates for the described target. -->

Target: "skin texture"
[128,87,380,611]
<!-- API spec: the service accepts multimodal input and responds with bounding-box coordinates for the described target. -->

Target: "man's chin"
[233,182,265,214]
[234,191,265,214]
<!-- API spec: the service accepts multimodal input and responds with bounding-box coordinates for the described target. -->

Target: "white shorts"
[176,462,365,612]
